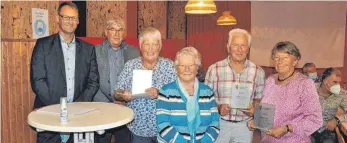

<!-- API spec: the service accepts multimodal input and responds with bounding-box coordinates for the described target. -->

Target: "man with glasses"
[30,2,99,143]
[93,17,139,143]
[205,28,265,143]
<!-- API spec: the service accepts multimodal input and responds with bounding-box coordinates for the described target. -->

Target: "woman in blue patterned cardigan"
[156,47,220,143]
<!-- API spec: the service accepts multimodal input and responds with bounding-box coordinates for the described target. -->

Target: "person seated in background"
[247,41,322,143]
[157,47,220,143]
[303,63,320,82]
[311,68,347,143]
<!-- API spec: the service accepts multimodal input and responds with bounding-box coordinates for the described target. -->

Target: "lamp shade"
[217,11,237,25]
[185,0,217,14]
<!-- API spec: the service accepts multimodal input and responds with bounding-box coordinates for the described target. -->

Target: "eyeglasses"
[177,64,197,70]
[274,56,290,62]
[107,28,125,33]
[59,14,78,21]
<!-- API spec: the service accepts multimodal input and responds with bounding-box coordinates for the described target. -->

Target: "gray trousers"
[311,130,338,143]
[131,133,157,143]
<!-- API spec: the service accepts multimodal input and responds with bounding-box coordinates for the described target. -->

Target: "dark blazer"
[93,39,140,102]
[30,33,99,109]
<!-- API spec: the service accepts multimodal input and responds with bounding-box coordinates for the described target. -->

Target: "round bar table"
[28,102,134,143]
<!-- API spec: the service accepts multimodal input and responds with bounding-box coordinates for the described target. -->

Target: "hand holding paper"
[145,87,159,99]
[247,119,256,131]
[121,90,134,102]
[240,104,254,117]
[218,104,231,116]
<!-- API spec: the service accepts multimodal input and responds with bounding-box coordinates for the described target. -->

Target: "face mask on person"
[308,72,318,80]
[329,84,341,95]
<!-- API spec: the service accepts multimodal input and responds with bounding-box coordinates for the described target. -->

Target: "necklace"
[278,70,295,82]
[142,60,158,70]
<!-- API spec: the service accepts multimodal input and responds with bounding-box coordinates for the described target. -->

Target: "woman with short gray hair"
[247,41,322,142]
[157,47,220,143]
[271,41,301,61]
[114,27,176,143]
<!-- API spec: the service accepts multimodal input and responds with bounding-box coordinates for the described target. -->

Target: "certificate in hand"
[254,103,275,132]
[230,83,252,109]
[132,70,152,98]
[132,93,151,99]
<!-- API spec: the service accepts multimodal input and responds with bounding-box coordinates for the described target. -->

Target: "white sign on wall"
[32,8,49,39]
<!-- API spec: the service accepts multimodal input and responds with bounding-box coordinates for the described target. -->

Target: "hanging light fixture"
[217,11,237,25]
[185,0,217,14]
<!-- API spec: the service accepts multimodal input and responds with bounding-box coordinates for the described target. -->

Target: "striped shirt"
[157,81,220,143]
[205,57,265,121]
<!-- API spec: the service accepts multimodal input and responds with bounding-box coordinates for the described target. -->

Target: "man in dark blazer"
[30,2,99,143]
[93,17,139,143]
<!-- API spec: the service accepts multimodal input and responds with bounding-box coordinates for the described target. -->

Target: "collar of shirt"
[106,39,125,51]
[318,87,337,100]
[59,34,76,47]
[226,56,250,74]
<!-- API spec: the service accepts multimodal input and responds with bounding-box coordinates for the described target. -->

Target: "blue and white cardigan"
[156,81,220,143]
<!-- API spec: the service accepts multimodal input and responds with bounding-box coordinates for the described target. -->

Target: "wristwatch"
[334,116,341,125]
[286,125,291,133]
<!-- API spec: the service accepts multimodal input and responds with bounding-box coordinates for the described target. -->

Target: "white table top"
[28,102,134,133]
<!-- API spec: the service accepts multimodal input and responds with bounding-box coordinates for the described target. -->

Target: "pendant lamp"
[185,0,217,14]
[217,11,237,25]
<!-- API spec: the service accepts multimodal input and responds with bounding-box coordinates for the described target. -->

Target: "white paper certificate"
[132,70,152,96]
[230,83,251,109]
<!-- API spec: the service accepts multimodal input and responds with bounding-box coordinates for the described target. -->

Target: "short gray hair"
[106,17,125,29]
[321,67,341,82]
[105,17,126,35]
[175,47,201,67]
[302,63,316,74]
[139,27,162,49]
[227,28,252,52]
[271,41,301,60]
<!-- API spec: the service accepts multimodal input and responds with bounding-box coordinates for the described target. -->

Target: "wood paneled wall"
[168,1,186,39]
[85,1,186,39]
[138,1,168,39]
[86,1,127,37]
[1,2,59,39]
[1,1,59,143]
[1,41,37,143]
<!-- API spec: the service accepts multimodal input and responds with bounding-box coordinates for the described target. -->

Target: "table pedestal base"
[74,132,94,143]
